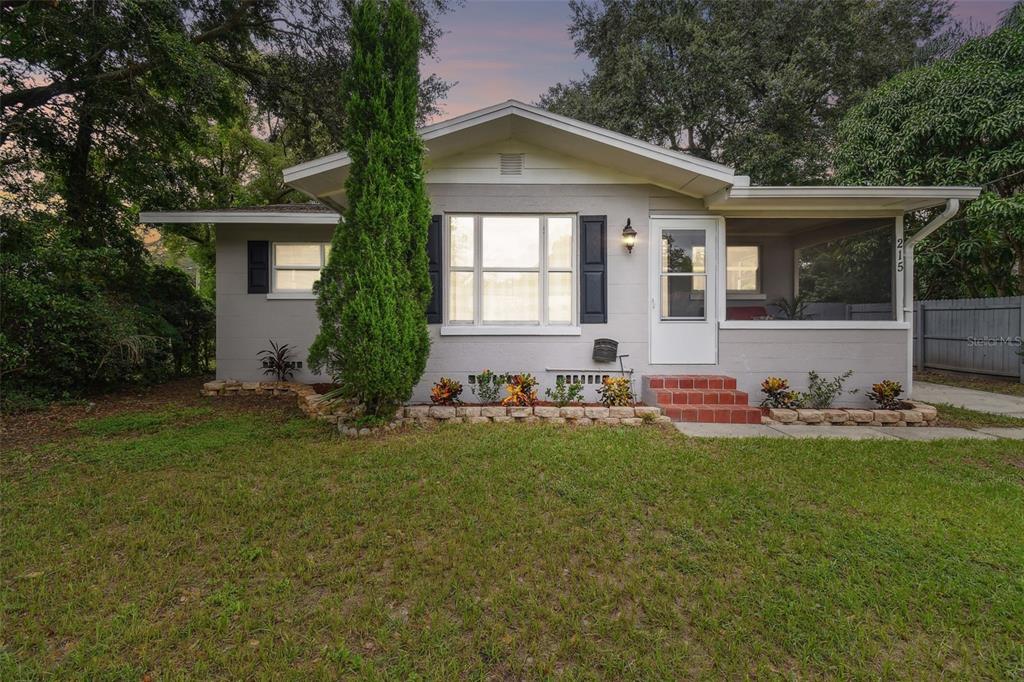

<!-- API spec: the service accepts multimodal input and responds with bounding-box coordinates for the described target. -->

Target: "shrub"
[258,340,297,382]
[801,370,856,409]
[471,369,503,404]
[759,377,804,409]
[430,377,464,405]
[867,379,905,410]
[598,376,634,406]
[306,0,431,419]
[544,377,585,407]
[501,373,538,406]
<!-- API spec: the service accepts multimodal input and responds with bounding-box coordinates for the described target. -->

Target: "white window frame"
[442,213,579,334]
[270,242,330,296]
[725,243,762,294]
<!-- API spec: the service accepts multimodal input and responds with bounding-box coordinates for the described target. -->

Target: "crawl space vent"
[499,153,524,176]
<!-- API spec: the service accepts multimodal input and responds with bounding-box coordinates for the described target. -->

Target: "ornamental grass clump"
[759,376,803,409]
[430,377,463,405]
[598,376,634,406]
[867,379,905,410]
[501,373,538,406]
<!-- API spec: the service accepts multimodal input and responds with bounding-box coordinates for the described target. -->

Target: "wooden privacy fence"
[913,296,1023,381]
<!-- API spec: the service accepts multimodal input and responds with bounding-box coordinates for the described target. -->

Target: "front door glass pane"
[661,229,705,273]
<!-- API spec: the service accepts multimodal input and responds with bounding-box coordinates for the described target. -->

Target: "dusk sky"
[424,0,1016,121]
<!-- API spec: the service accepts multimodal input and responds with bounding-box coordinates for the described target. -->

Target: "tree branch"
[0,0,262,113]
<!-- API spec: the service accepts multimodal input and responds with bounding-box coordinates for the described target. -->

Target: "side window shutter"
[579,215,608,323]
[247,240,269,294]
[426,215,442,323]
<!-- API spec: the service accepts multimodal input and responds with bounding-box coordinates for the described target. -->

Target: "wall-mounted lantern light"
[621,218,637,253]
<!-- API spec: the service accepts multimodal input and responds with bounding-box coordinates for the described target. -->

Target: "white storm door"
[649,217,719,364]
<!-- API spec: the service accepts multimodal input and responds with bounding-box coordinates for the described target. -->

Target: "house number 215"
[896,237,904,273]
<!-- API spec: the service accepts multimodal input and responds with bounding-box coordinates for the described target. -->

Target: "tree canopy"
[538,0,953,184]
[834,18,1024,298]
[0,0,448,406]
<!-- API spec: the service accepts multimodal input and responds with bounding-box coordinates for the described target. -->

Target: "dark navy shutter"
[426,215,443,323]
[579,215,607,323]
[247,240,269,294]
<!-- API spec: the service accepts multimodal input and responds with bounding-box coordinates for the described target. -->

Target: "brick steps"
[642,374,762,424]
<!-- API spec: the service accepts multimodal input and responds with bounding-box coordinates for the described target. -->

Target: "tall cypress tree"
[308,0,431,420]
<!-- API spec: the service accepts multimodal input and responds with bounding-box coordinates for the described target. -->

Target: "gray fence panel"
[912,296,1023,380]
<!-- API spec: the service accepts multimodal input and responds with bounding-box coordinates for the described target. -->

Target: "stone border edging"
[201,380,669,434]
[401,404,669,427]
[764,401,938,427]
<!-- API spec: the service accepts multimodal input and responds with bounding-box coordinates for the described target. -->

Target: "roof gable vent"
[499,153,524,176]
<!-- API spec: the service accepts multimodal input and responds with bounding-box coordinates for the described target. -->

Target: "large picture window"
[726,245,760,292]
[447,215,575,325]
[273,243,331,292]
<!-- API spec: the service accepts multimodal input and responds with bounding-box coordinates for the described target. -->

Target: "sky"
[424,0,1017,121]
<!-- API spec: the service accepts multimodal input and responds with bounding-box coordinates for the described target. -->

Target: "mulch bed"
[1,376,301,452]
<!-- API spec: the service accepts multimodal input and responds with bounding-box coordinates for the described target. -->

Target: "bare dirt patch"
[1,376,302,452]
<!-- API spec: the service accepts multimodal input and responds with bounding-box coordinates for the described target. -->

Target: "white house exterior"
[141,101,980,413]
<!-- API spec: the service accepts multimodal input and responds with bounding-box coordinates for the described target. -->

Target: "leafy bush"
[802,370,856,409]
[772,296,812,320]
[430,377,464,405]
[1,217,213,411]
[259,340,297,382]
[544,377,585,407]
[501,373,539,406]
[598,376,634,406]
[759,377,804,409]
[471,369,503,404]
[867,380,905,410]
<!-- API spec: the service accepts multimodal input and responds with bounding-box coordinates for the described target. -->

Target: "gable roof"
[283,100,744,205]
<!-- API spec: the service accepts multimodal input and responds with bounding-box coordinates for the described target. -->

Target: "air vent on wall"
[499,153,524,175]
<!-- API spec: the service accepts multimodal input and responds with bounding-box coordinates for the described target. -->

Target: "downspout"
[903,198,960,397]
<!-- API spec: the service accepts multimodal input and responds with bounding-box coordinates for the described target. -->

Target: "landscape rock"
[584,406,610,419]
[796,409,823,424]
[560,406,585,419]
[768,408,798,423]
[533,406,561,418]
[481,406,507,418]
[428,406,456,419]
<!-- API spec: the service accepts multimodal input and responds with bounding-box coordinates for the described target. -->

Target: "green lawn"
[3,400,1023,679]
[916,370,1024,398]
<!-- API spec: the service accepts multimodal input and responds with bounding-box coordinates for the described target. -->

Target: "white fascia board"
[707,185,982,212]
[283,99,738,187]
[139,211,340,224]
[724,186,982,200]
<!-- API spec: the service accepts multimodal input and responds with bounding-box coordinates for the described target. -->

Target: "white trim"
[271,241,330,294]
[722,186,981,200]
[726,293,767,301]
[139,211,339,224]
[443,213,577,328]
[720,321,910,330]
[266,293,317,300]
[440,325,581,336]
[283,100,737,185]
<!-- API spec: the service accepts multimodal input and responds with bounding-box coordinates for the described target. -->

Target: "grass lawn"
[3,384,1023,679]
[933,403,1024,429]
[916,370,1024,398]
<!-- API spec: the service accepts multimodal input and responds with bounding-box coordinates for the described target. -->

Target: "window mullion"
[540,216,548,325]
[474,215,482,325]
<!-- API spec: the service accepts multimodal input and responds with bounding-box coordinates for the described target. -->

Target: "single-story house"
[141,100,980,420]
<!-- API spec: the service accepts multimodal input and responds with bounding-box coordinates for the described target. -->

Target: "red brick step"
[642,374,761,424]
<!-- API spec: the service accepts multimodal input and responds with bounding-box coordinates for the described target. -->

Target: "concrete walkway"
[674,422,1024,440]
[912,381,1024,418]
